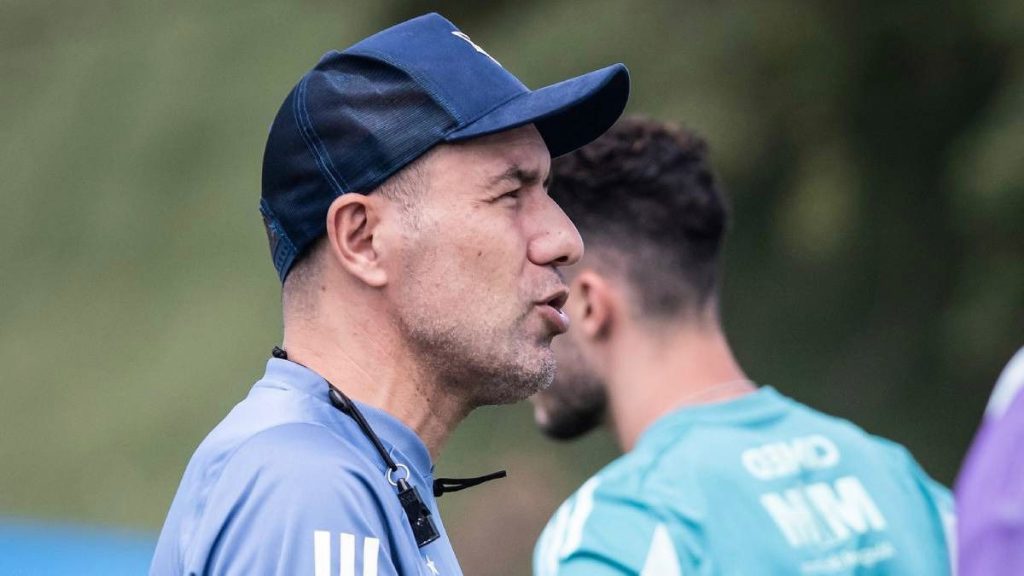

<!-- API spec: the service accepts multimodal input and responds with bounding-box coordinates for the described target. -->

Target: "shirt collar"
[635,385,788,451]
[259,357,434,479]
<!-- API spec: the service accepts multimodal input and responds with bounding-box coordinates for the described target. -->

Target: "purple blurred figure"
[957,346,1024,575]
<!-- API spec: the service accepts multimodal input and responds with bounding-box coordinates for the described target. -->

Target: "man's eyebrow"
[489,164,550,189]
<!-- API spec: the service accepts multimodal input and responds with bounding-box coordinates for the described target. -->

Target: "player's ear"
[571,270,614,340]
[325,193,389,287]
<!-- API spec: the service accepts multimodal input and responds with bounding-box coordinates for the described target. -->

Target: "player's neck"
[605,321,753,452]
[282,304,468,461]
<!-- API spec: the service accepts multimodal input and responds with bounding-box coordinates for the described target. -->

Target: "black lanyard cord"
[273,346,401,473]
[433,470,508,498]
[272,346,439,546]
[326,386,400,472]
[270,346,506,546]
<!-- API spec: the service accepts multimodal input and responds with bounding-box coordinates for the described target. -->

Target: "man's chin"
[531,397,604,441]
[467,355,555,407]
[537,412,603,441]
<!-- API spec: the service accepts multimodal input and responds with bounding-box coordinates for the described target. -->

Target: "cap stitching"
[298,75,352,194]
[292,75,348,197]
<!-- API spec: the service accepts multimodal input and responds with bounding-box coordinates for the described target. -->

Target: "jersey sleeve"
[876,439,957,573]
[191,423,400,576]
[534,478,698,576]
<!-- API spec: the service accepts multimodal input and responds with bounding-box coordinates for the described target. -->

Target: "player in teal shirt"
[534,387,954,574]
[530,117,954,575]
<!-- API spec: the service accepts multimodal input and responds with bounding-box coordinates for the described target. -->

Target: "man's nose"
[526,196,584,268]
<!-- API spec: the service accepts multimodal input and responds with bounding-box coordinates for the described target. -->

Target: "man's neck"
[282,306,468,461]
[604,321,753,452]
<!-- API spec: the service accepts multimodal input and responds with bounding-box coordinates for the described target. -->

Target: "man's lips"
[535,288,570,334]
[544,289,569,311]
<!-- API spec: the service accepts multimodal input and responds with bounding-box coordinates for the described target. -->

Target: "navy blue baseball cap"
[260,13,630,281]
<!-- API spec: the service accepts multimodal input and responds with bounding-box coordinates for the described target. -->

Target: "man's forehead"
[441,124,550,177]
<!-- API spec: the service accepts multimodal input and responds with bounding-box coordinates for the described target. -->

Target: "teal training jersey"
[534,387,955,575]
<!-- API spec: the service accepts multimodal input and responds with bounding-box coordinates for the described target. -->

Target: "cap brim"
[445,64,629,157]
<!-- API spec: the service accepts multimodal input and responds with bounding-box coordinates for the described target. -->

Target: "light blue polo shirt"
[151,358,460,576]
[534,387,954,575]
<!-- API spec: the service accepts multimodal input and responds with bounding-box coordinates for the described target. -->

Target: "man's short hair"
[550,116,729,320]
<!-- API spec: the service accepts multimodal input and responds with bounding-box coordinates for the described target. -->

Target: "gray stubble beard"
[396,306,556,409]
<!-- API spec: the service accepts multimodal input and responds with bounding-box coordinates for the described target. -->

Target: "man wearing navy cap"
[151,13,628,576]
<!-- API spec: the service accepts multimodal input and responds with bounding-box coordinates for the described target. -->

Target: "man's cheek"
[459,240,519,284]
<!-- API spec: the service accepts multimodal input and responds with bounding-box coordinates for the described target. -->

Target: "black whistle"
[396,479,440,547]
[328,385,439,548]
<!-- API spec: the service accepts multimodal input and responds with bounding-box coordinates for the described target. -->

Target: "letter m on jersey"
[759,475,888,548]
[314,531,381,576]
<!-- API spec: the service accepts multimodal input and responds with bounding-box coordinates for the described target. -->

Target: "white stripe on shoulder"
[313,531,380,576]
[362,536,380,576]
[557,477,601,559]
[640,523,681,576]
[314,530,331,576]
[537,501,572,576]
[986,347,1024,421]
[535,477,602,576]
[341,532,356,576]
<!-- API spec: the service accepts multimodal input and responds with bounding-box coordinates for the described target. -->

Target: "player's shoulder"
[180,423,405,576]
[574,407,743,510]
[223,421,382,484]
[773,393,920,462]
[778,394,951,499]
[591,390,933,503]
[536,453,700,575]
[540,447,671,531]
[200,422,395,534]
[564,443,694,521]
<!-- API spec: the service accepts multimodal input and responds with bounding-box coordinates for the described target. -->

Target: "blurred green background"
[2,0,1022,573]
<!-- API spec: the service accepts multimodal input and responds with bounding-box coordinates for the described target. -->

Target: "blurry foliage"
[1,1,1021,574]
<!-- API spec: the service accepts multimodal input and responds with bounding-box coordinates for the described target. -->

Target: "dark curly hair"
[551,116,729,319]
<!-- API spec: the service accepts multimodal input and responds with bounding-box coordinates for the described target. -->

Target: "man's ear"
[325,193,388,287]
[570,270,615,340]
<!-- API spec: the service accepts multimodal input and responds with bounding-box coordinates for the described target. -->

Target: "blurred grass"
[2,1,1022,574]
[0,0,376,524]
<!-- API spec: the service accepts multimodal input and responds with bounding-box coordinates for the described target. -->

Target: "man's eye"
[500,189,521,201]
